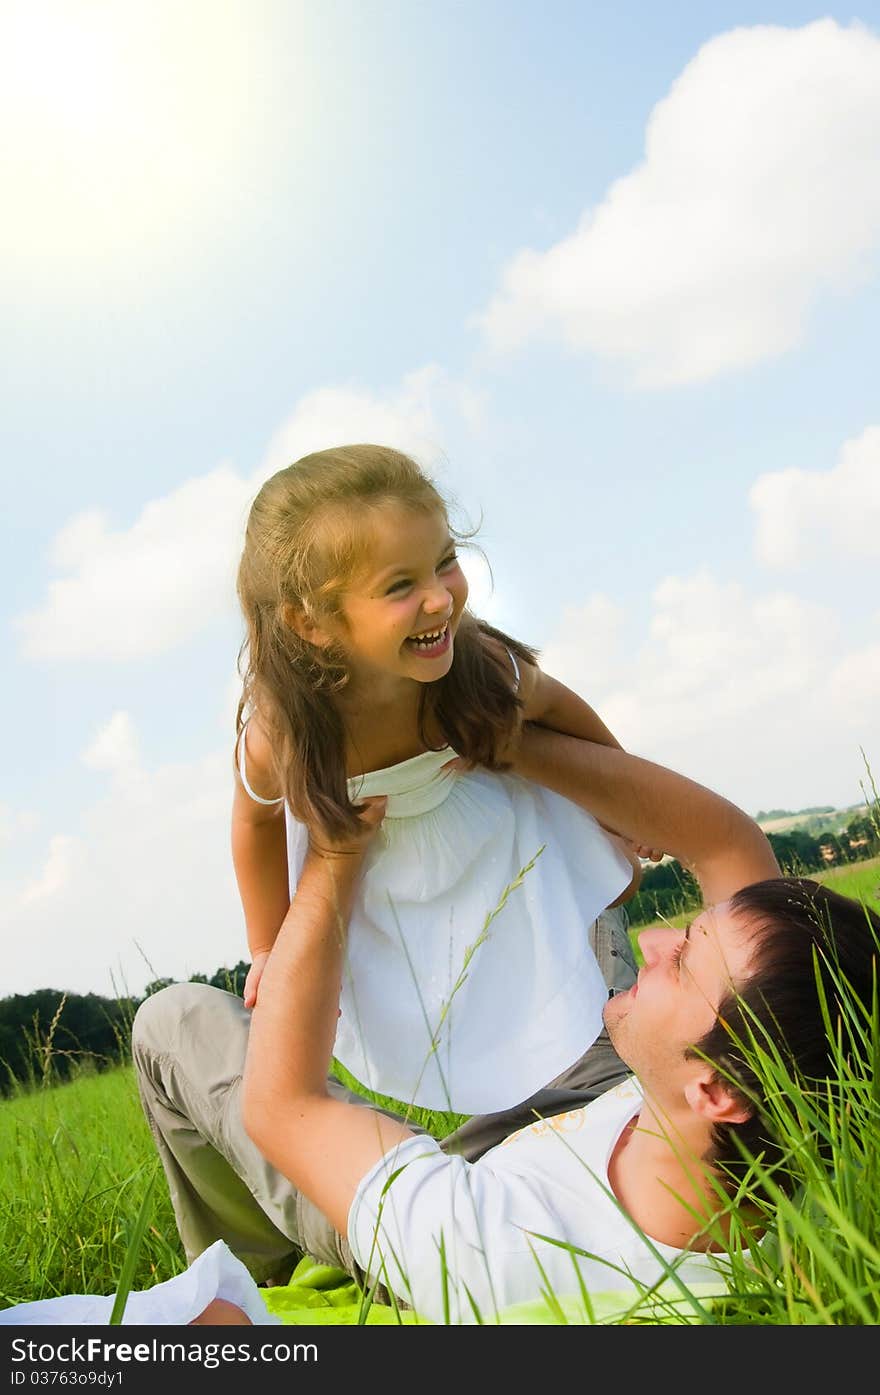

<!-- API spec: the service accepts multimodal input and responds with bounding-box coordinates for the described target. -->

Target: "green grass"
[3,857,879,1323]
[5,963,879,1326]
[0,1065,187,1309]
[814,853,880,906]
[332,1060,467,1136]
[0,1056,459,1313]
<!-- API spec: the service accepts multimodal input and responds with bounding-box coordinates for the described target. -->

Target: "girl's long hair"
[236,443,536,839]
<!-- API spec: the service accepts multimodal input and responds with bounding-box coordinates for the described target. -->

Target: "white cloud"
[537,596,626,695]
[0,804,39,847]
[18,835,82,907]
[16,467,248,660]
[259,366,456,483]
[0,719,244,998]
[540,571,878,813]
[476,19,880,386]
[16,368,471,663]
[750,425,880,569]
[824,643,880,732]
[82,711,141,776]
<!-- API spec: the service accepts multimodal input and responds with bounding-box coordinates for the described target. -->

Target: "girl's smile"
[404,618,452,658]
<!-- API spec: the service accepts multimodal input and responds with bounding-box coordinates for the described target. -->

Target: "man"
[132,729,878,1323]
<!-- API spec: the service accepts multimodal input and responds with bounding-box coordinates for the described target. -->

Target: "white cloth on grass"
[0,1241,279,1326]
[282,748,633,1113]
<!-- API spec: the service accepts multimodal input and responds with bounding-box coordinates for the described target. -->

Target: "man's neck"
[608,1101,730,1253]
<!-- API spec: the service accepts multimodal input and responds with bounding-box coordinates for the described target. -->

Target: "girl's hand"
[243,950,271,1010]
[308,796,388,861]
[630,840,665,863]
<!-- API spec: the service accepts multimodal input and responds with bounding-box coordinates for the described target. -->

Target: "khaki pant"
[131,908,637,1286]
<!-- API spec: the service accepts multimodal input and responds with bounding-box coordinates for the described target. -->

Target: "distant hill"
[756,803,868,836]
[755,805,835,822]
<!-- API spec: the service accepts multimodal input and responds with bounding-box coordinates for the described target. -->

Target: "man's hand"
[244,800,387,1011]
[307,795,388,861]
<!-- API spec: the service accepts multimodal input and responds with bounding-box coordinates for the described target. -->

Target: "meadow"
[634,855,880,940]
[2,857,879,1324]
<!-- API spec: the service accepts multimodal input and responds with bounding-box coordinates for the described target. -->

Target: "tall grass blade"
[107,1165,159,1325]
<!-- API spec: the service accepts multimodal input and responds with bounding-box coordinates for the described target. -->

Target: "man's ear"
[282,603,332,649]
[684,1069,752,1126]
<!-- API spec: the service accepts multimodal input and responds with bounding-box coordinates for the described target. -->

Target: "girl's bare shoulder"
[234,708,284,808]
[242,709,277,765]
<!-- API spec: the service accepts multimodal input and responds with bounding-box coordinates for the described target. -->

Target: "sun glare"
[0,0,267,290]
[460,548,503,623]
[5,4,120,136]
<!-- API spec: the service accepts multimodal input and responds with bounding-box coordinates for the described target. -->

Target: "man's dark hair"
[688,877,879,1198]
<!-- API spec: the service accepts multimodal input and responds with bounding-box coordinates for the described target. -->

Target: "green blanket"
[261,1257,725,1326]
[261,1257,425,1325]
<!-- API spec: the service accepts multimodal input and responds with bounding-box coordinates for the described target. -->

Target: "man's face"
[604,902,756,1097]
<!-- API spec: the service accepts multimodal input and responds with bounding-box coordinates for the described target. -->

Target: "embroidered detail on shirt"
[499,1107,588,1148]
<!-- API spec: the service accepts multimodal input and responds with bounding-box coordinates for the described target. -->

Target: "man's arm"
[511,727,780,908]
[241,799,415,1237]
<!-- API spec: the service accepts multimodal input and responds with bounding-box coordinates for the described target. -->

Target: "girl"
[232,443,639,1118]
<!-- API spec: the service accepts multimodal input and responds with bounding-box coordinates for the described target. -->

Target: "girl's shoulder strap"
[477,622,524,694]
[505,647,521,694]
[236,722,285,806]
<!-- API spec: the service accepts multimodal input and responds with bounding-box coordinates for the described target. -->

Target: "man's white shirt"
[348,1076,729,1324]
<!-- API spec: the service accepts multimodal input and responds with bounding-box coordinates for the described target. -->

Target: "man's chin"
[602,992,630,1041]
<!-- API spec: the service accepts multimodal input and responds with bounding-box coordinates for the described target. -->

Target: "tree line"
[2,811,877,1097]
[626,810,879,928]
[0,963,249,1098]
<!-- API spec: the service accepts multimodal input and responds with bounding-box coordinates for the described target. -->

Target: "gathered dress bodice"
[282,745,632,1114]
[346,746,459,818]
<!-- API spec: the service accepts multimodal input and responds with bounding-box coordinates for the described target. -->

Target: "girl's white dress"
[271,749,632,1114]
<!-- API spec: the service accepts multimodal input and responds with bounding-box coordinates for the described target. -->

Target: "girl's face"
[328,502,469,687]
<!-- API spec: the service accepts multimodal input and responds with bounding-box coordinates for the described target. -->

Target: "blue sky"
[2,1,879,998]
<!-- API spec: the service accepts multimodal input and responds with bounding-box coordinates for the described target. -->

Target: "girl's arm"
[231,717,292,1008]
[479,631,619,749]
[242,800,414,1236]
[507,647,661,863]
[517,658,622,749]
